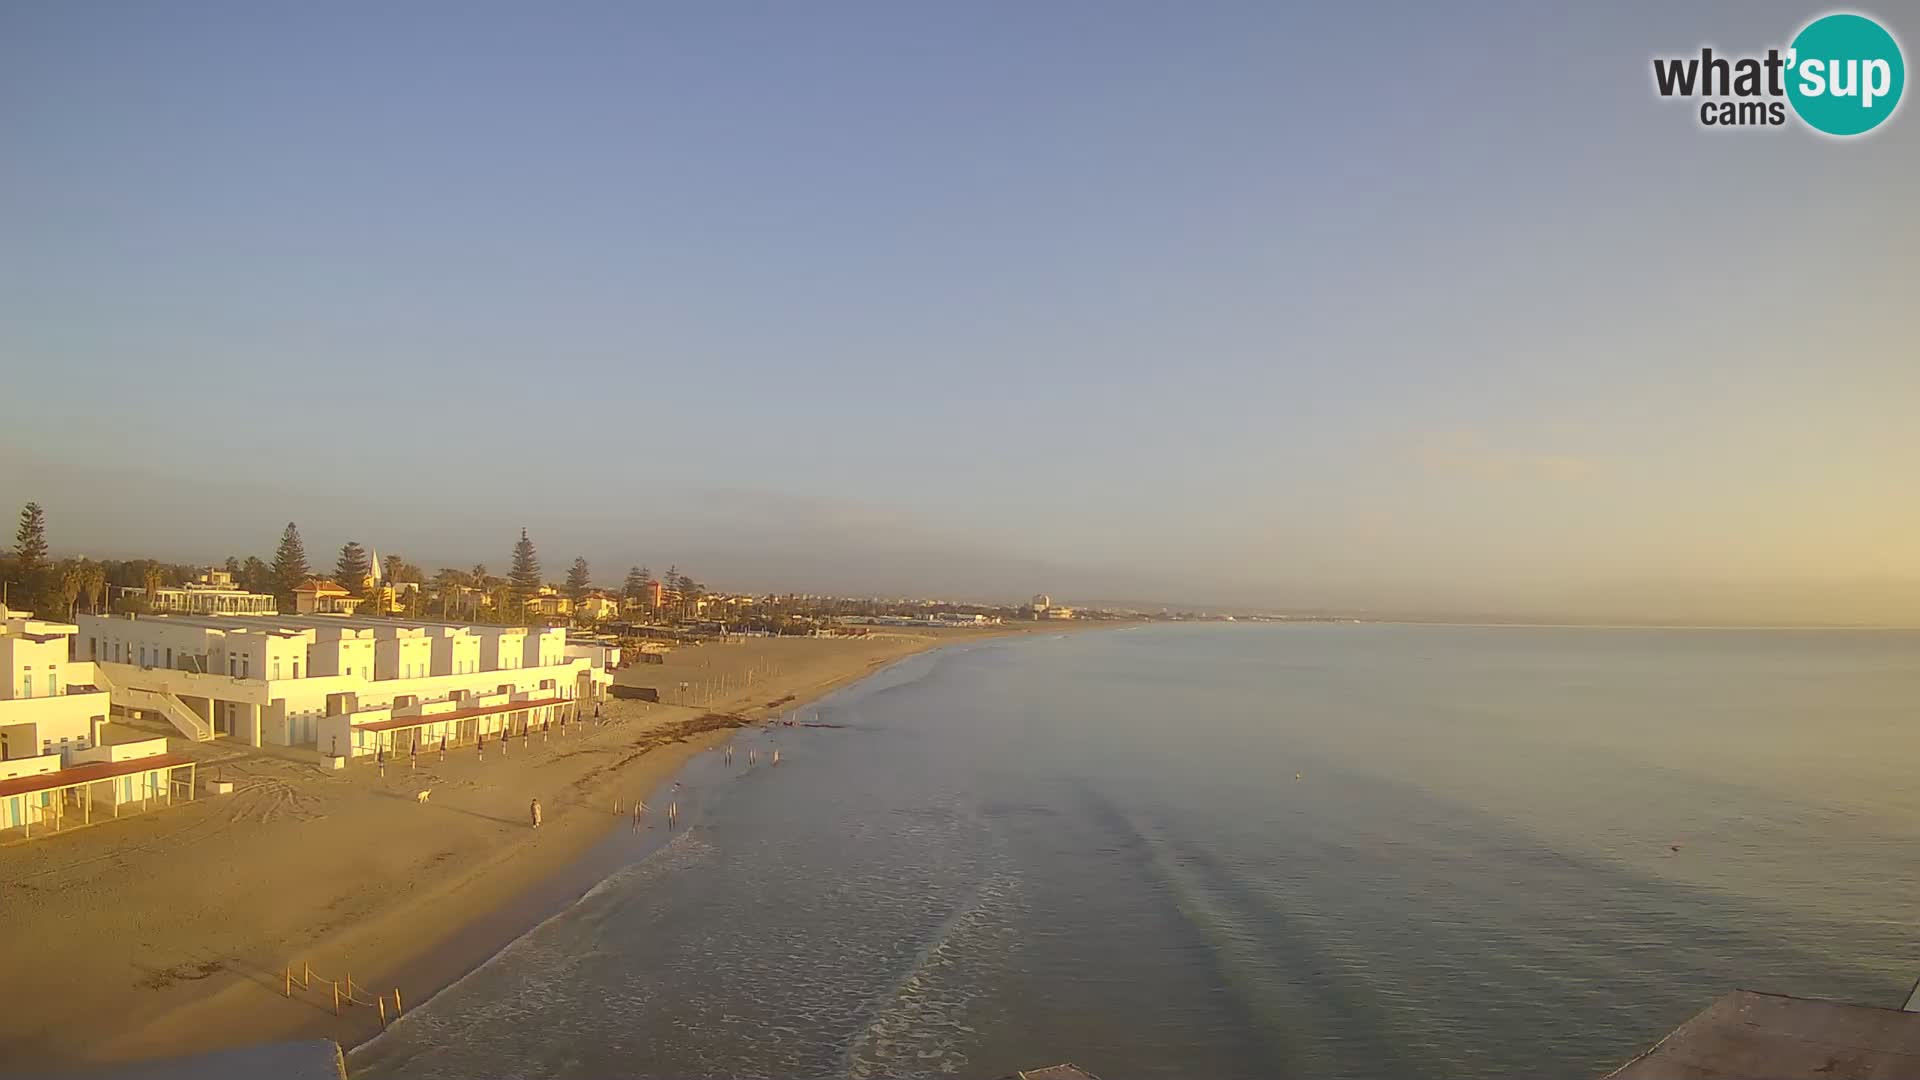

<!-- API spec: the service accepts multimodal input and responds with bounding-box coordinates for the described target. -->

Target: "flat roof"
[357,697,567,733]
[1605,990,1920,1079]
[0,753,194,800]
[94,611,567,634]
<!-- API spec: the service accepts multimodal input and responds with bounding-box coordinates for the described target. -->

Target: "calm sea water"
[352,624,1920,1080]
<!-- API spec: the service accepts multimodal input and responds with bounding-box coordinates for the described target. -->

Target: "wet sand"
[0,626,1071,1068]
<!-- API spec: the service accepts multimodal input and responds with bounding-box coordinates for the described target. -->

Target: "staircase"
[92,666,216,741]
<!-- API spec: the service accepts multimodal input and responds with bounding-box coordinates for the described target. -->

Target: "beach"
[0,626,1058,1070]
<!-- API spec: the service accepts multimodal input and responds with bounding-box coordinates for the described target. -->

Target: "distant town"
[0,502,1288,640]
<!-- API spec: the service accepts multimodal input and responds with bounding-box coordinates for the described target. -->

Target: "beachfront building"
[0,735,194,839]
[74,612,612,754]
[0,606,112,765]
[563,636,623,671]
[115,569,278,616]
[292,579,362,615]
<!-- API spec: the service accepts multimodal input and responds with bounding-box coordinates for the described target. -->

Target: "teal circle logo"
[1786,13,1905,136]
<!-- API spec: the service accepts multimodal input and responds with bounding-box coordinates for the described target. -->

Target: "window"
[21,675,32,698]
[140,647,148,666]
[48,673,58,697]
[273,661,281,680]
[293,660,301,678]
[229,657,237,676]
[166,648,173,668]
[89,638,97,660]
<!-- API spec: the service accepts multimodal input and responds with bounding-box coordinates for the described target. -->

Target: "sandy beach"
[0,626,1066,1069]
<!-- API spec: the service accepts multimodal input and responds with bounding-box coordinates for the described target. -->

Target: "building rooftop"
[0,753,194,800]
[1604,990,1920,1079]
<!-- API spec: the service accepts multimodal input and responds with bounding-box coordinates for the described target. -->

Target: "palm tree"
[56,560,86,620]
[81,561,107,614]
[469,564,488,621]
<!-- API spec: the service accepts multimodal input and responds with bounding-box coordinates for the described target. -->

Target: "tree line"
[2,503,707,627]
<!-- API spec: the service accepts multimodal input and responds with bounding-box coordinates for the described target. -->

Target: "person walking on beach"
[530,797,542,829]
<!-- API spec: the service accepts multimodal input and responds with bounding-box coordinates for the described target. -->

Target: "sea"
[350,623,1920,1080]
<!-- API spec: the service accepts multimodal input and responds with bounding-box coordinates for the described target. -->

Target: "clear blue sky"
[2,3,1914,620]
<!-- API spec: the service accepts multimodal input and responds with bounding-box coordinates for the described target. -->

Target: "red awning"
[357,697,566,733]
[0,753,194,799]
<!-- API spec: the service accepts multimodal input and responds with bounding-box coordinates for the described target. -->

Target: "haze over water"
[353,624,1920,1080]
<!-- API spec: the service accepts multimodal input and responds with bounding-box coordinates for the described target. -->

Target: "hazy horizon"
[4,3,1915,625]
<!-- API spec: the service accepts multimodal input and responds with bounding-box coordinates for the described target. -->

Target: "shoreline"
[0,623,1097,1070]
[349,651,931,1058]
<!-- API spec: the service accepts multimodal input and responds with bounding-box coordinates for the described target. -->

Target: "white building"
[1,606,112,764]
[74,612,610,753]
[1,734,193,839]
[116,569,277,616]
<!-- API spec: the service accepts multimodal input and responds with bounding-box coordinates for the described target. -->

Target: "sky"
[2,2,1915,623]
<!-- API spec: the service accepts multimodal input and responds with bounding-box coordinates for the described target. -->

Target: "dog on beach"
[415,789,432,805]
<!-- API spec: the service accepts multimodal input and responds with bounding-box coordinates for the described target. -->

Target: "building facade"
[292,579,362,615]
[75,613,610,754]
[116,570,278,616]
[1,607,111,763]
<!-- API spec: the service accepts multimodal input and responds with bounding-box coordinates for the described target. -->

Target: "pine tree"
[623,565,646,600]
[565,557,592,599]
[509,528,541,597]
[14,502,49,577]
[336,541,370,593]
[270,522,310,609]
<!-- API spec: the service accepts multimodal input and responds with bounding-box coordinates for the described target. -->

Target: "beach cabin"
[317,693,578,760]
[0,737,194,839]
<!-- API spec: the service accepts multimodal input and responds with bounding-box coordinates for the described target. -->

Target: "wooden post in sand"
[303,961,312,990]
[285,967,291,997]
[332,981,340,1015]
[378,996,387,1028]
[394,988,403,1014]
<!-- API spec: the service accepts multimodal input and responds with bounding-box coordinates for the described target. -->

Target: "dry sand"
[0,626,1065,1069]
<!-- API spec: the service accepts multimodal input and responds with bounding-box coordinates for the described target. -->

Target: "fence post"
[333,981,340,1016]
[378,996,387,1028]
[394,987,404,1014]
[284,967,291,997]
